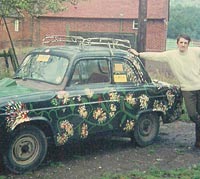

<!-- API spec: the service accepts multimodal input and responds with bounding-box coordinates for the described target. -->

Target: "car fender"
[136,109,164,121]
[6,116,56,144]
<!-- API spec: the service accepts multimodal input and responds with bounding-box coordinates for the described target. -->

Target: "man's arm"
[128,48,169,62]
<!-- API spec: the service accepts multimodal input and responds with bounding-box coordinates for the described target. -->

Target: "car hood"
[0,78,38,97]
[0,78,55,106]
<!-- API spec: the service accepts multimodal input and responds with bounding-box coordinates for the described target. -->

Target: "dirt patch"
[1,121,200,179]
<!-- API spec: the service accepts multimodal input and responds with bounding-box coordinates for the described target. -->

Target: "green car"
[0,37,183,174]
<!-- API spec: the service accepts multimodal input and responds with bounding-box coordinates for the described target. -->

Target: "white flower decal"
[139,94,149,109]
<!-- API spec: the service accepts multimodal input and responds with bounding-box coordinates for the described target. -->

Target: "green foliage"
[170,0,200,7]
[168,5,200,40]
[0,0,86,17]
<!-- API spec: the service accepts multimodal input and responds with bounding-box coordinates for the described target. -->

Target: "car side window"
[112,59,141,84]
[70,59,110,85]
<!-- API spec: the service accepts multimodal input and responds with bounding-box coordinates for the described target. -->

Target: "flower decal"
[78,105,88,118]
[109,91,120,102]
[93,107,107,124]
[57,120,74,145]
[133,60,141,71]
[85,88,94,98]
[57,91,69,104]
[123,120,135,132]
[6,101,30,131]
[166,90,175,107]
[81,123,88,138]
[109,103,117,117]
[125,93,137,106]
[139,94,149,109]
[153,100,167,114]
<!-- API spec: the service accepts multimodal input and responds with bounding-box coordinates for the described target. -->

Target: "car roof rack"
[42,35,131,51]
[42,35,84,45]
[82,37,131,50]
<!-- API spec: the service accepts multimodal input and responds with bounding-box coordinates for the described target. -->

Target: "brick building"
[0,0,169,51]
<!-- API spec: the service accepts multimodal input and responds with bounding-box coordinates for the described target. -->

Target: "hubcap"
[12,135,39,165]
[140,119,152,136]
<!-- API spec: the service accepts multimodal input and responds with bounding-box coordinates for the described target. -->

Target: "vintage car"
[0,36,183,174]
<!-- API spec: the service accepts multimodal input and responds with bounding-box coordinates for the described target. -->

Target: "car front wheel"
[133,113,160,147]
[3,126,47,174]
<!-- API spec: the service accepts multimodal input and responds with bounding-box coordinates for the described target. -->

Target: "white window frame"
[14,19,19,32]
[132,20,139,29]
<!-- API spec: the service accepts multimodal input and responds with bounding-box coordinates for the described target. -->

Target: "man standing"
[129,34,200,148]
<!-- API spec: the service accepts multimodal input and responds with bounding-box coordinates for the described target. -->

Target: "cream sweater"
[140,47,200,91]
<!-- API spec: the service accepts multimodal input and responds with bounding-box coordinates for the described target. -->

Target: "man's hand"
[128,49,139,57]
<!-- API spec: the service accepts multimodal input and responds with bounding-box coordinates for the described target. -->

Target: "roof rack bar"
[83,37,131,50]
[42,35,84,45]
[42,35,132,50]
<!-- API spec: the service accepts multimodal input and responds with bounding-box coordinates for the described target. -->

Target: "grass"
[100,164,200,179]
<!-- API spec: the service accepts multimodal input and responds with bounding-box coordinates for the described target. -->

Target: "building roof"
[42,0,169,20]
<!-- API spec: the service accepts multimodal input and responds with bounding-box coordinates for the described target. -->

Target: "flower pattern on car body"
[5,101,30,131]
[109,103,117,117]
[123,120,135,132]
[78,105,88,119]
[57,91,69,104]
[153,100,168,114]
[125,93,137,106]
[81,123,88,138]
[57,120,74,144]
[166,90,175,107]
[93,107,107,124]
[139,94,149,109]
[109,91,120,102]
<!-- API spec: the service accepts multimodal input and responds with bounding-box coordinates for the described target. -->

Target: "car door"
[110,56,151,132]
[62,57,121,138]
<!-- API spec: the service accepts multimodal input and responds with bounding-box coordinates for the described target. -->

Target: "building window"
[14,19,19,32]
[132,20,138,29]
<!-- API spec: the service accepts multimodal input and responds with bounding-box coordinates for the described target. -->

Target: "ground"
[1,120,200,179]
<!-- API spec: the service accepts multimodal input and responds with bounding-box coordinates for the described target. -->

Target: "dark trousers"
[182,90,200,145]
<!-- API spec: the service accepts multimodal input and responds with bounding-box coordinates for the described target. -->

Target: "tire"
[133,113,160,147]
[3,126,47,174]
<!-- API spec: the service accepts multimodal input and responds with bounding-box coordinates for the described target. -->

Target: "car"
[0,36,183,174]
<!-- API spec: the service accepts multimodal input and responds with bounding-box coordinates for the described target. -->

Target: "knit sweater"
[140,47,200,91]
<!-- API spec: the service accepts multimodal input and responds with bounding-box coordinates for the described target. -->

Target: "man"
[129,34,200,148]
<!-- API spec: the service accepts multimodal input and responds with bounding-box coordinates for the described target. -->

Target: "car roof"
[29,45,129,60]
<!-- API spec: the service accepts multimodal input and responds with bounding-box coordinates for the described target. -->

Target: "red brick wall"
[0,0,169,51]
[37,18,137,43]
[146,20,168,52]
[1,16,167,52]
[36,17,167,51]
[0,16,33,49]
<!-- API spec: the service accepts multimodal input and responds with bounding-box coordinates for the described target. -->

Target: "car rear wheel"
[3,126,47,174]
[132,113,160,147]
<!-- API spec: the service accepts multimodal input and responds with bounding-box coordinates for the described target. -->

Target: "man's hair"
[176,34,191,44]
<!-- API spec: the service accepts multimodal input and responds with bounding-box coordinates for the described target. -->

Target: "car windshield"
[15,53,69,85]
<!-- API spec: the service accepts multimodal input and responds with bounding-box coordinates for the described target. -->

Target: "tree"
[168,5,200,40]
[0,0,84,17]
[0,0,87,62]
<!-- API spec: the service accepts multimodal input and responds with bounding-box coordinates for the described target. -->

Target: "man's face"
[177,37,189,53]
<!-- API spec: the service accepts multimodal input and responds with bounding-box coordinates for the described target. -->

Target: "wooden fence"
[0,48,19,72]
